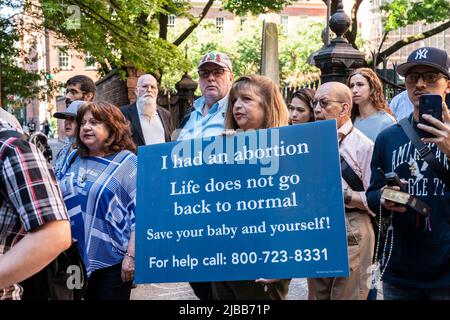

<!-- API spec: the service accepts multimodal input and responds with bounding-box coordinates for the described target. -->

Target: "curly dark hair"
[347,68,393,122]
[66,75,96,95]
[76,101,136,156]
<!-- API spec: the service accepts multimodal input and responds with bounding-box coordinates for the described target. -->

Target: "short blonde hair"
[225,75,289,130]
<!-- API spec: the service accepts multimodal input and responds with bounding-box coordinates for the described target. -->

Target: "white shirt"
[139,113,165,145]
[389,90,413,121]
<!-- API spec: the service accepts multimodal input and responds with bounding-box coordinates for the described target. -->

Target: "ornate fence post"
[174,73,198,127]
[314,0,365,84]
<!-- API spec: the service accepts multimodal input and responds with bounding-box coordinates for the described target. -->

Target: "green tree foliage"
[161,18,322,90]
[381,0,450,32]
[323,0,449,63]
[0,0,56,107]
[279,20,324,86]
[222,0,294,16]
[36,0,293,82]
[375,0,450,63]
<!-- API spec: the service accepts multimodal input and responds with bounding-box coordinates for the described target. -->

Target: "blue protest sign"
[135,120,349,283]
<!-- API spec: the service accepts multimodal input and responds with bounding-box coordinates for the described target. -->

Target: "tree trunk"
[0,55,3,108]
[159,13,168,40]
[346,0,363,49]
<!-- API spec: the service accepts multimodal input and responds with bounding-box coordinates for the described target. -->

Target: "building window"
[281,15,289,29]
[84,52,96,69]
[58,47,70,69]
[216,17,224,33]
[168,14,176,27]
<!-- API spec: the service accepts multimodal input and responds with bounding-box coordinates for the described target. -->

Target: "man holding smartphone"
[366,47,450,300]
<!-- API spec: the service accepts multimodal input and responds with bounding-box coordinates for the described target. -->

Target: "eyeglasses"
[311,98,344,109]
[65,89,86,96]
[198,68,227,79]
[405,72,448,85]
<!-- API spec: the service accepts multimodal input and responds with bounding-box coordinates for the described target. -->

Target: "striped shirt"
[59,150,136,276]
[0,120,69,300]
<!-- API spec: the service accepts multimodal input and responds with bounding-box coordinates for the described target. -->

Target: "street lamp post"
[325,0,331,46]
[314,0,365,84]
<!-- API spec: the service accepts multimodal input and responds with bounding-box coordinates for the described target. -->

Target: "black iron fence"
[372,52,406,101]
[281,79,320,103]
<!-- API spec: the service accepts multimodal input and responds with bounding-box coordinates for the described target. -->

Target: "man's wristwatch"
[344,188,352,205]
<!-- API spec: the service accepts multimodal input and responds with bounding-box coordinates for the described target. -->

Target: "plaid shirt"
[0,120,69,300]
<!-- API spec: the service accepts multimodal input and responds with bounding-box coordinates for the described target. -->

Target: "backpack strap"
[340,156,365,192]
[399,118,450,186]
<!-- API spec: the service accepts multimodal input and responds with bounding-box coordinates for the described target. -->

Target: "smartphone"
[419,94,443,138]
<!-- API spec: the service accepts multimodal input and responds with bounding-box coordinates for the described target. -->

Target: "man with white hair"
[308,81,375,300]
[121,74,173,147]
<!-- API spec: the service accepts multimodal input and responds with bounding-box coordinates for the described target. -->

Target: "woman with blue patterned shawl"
[59,101,137,300]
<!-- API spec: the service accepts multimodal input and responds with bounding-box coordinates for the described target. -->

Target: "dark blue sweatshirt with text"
[366,114,450,288]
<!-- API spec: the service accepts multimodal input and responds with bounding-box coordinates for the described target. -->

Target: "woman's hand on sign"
[121,254,135,283]
[255,278,280,284]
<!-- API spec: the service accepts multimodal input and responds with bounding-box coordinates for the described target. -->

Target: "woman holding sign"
[58,101,137,300]
[213,75,291,300]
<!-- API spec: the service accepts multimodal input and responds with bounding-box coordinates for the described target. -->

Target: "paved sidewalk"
[131,278,309,300]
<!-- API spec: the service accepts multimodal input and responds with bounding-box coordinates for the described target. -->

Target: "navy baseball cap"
[397,47,450,78]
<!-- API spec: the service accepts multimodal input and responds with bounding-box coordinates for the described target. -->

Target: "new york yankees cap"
[397,47,450,78]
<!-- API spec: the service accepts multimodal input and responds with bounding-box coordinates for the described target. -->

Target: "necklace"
[368,204,394,290]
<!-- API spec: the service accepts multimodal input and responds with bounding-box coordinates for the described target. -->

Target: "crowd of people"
[0,46,449,301]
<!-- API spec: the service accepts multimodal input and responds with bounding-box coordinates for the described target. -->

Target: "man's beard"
[137,96,157,119]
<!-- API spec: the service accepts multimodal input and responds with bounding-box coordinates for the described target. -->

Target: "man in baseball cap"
[197,51,233,72]
[397,46,450,79]
[53,100,85,178]
[366,47,450,300]
[397,47,450,143]
[176,51,234,141]
[53,100,85,120]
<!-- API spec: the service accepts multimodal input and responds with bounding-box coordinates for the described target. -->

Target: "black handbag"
[20,240,88,300]
[46,240,88,300]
